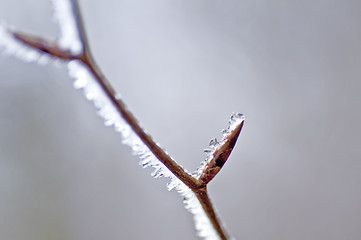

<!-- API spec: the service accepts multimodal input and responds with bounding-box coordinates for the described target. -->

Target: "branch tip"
[198,113,244,186]
[12,31,76,60]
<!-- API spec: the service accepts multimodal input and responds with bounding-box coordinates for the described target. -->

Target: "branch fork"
[6,1,245,239]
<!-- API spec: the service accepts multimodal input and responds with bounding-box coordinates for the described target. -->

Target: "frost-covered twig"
[0,1,245,239]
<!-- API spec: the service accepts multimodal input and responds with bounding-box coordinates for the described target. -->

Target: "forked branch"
[7,0,245,239]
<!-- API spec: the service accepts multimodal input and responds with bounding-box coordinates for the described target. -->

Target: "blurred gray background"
[0,0,360,239]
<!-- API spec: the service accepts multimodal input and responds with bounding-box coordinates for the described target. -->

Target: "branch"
[7,0,246,239]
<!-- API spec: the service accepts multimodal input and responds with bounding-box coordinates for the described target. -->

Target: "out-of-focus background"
[0,0,360,239]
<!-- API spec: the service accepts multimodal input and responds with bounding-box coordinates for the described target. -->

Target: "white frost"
[51,0,83,55]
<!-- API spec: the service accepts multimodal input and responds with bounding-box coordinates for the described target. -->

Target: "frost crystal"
[51,0,83,55]
[228,113,245,132]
